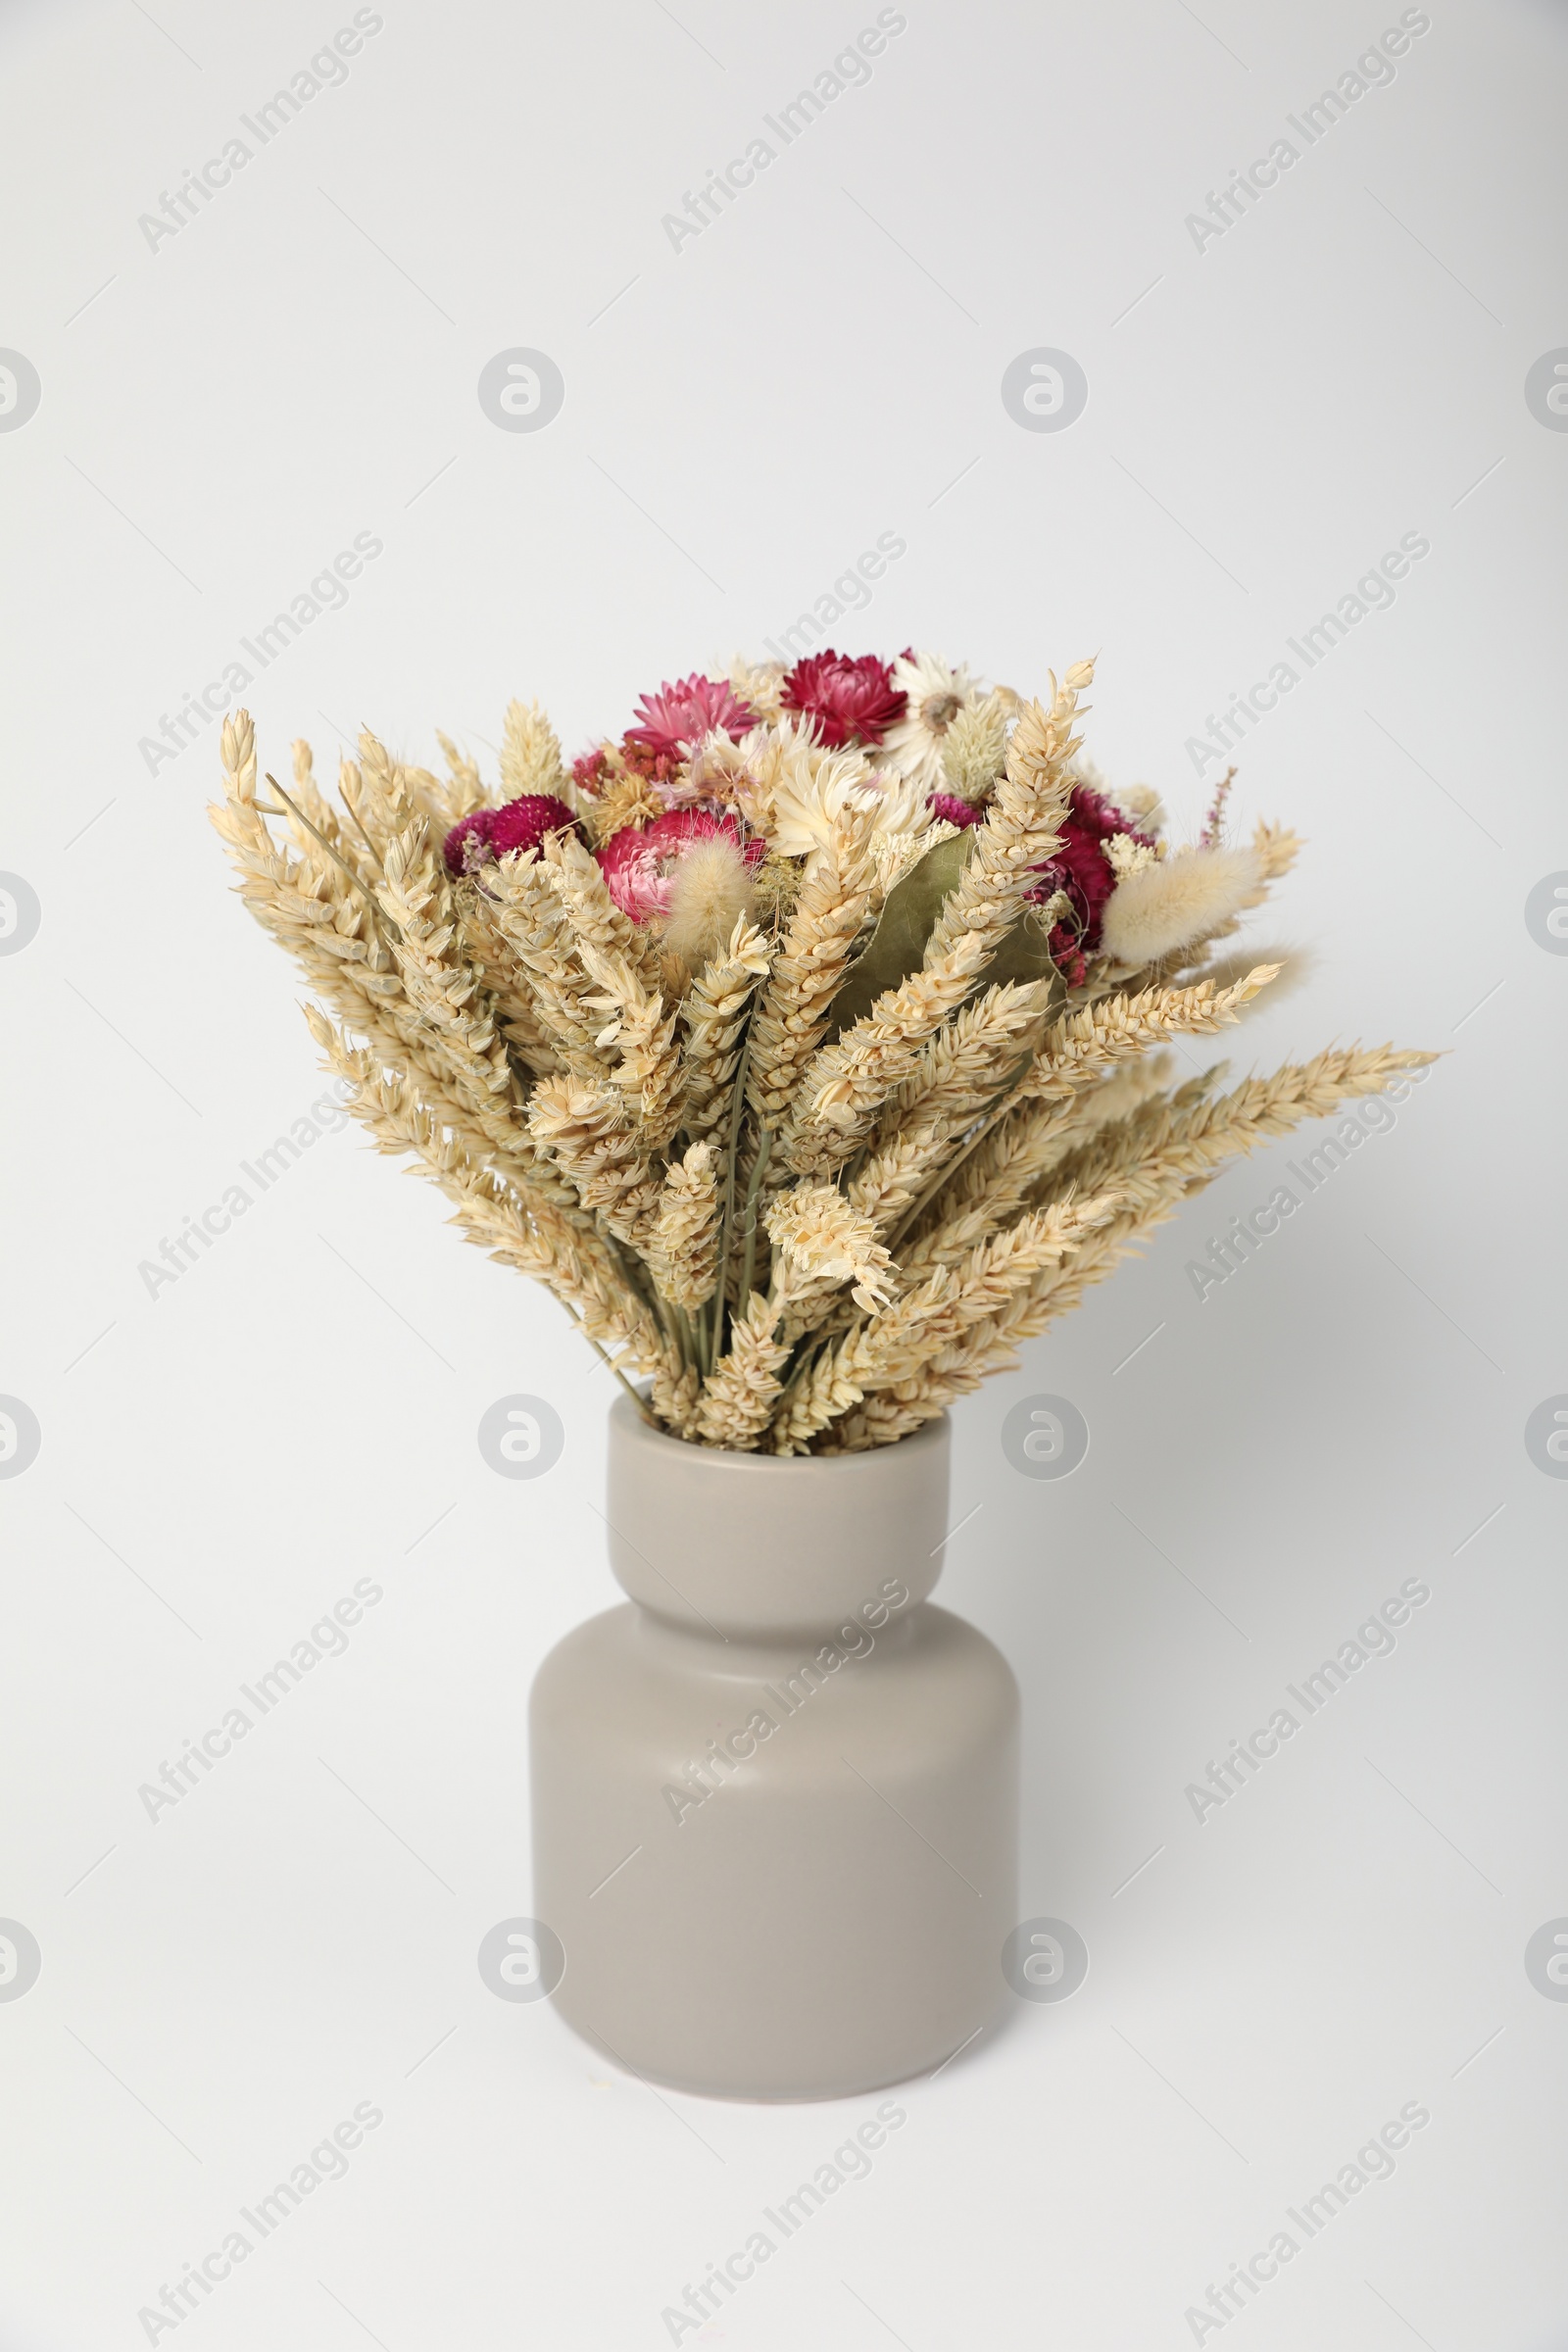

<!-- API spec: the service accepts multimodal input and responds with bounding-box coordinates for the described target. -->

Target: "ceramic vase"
[529,1394,1017,2101]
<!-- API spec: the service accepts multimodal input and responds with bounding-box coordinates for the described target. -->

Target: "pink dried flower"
[780,651,906,749]
[624,674,759,760]
[442,794,578,875]
[1025,784,1157,969]
[617,737,683,790]
[927,790,982,829]
[597,808,763,924]
[1200,764,1236,849]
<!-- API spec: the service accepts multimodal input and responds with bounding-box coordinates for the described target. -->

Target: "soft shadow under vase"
[529,1395,1018,2102]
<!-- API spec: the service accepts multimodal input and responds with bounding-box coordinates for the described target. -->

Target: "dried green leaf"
[826,832,973,1036]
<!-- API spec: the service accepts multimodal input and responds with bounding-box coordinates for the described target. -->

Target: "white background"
[2,0,1566,2345]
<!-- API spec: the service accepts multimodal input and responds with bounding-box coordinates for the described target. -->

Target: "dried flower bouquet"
[211,650,1428,1452]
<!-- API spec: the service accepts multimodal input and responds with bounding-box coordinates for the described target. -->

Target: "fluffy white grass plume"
[664,835,753,968]
[1100,844,1262,965]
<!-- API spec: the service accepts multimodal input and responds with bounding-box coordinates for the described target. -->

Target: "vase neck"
[604,1396,951,1644]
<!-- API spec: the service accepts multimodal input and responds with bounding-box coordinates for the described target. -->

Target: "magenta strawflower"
[780,651,906,749]
[927,790,981,829]
[442,794,578,875]
[1025,783,1158,975]
[597,808,763,924]
[624,674,759,761]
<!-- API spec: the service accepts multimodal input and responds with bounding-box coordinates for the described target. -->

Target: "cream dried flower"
[1116,782,1164,830]
[767,743,942,893]
[581,767,664,845]
[1103,832,1159,880]
[881,650,979,790]
[728,657,786,723]
[680,730,761,815]
[765,744,876,858]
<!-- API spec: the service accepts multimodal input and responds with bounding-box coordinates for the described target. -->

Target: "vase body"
[529,1396,1018,2102]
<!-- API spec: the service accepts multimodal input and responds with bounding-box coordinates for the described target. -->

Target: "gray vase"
[529,1395,1018,2102]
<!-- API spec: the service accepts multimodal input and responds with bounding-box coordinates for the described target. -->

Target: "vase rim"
[614,1390,947,1468]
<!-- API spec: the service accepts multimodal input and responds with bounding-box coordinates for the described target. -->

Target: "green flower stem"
[736,1123,773,1310]
[564,1304,657,1425]
[710,1016,758,1370]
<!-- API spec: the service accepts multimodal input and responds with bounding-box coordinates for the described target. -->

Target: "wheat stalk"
[680,917,771,1138]
[781,929,994,1175]
[923,662,1091,965]
[746,803,878,1127]
[769,1198,1116,1453]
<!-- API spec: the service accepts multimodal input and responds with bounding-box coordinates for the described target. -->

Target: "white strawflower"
[880,650,979,791]
[767,743,944,886]
[766,745,878,858]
